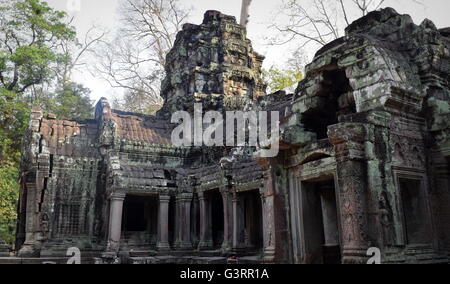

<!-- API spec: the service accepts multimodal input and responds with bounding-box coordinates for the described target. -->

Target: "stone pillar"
[198,192,213,250]
[329,123,370,264]
[174,197,181,247]
[106,192,125,252]
[191,195,200,247]
[157,195,171,251]
[260,167,276,263]
[18,183,39,257]
[231,192,245,252]
[221,188,232,253]
[175,193,193,250]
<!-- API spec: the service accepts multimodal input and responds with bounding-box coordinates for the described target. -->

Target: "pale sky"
[45,0,450,103]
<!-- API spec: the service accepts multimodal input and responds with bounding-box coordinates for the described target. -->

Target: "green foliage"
[11,45,57,91]
[263,67,304,94]
[0,1,84,244]
[0,166,19,245]
[0,0,76,93]
[52,82,94,120]
[0,88,30,164]
[0,88,28,245]
[12,0,75,41]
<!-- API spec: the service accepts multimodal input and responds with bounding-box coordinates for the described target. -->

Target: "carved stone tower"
[158,10,266,118]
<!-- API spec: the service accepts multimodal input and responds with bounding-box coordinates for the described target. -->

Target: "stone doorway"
[241,190,263,250]
[398,177,432,245]
[301,179,341,264]
[121,195,158,248]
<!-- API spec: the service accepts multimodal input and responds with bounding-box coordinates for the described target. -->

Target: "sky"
[45,0,450,103]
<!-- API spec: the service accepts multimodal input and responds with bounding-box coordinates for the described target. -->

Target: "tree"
[112,85,163,116]
[51,82,94,120]
[0,165,19,245]
[0,0,88,162]
[0,0,93,245]
[0,88,29,164]
[270,0,424,52]
[93,0,190,114]
[57,25,106,87]
[0,88,27,246]
[0,0,76,95]
[240,0,252,27]
[263,67,304,94]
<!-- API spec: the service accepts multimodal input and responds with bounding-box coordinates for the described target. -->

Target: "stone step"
[127,256,229,264]
[128,250,157,257]
[197,250,223,257]
[0,257,96,264]
[384,253,449,264]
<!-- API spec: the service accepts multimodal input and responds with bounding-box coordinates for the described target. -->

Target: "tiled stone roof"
[111,110,172,145]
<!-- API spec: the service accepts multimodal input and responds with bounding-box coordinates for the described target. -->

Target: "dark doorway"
[399,178,432,245]
[122,196,146,232]
[210,190,224,248]
[121,195,158,247]
[241,190,263,250]
[301,179,341,264]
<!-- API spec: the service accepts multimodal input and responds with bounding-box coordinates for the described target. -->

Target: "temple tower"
[158,10,266,118]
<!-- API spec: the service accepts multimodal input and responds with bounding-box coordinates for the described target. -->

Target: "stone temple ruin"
[8,9,450,264]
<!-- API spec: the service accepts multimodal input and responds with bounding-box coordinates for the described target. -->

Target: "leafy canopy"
[52,82,93,121]
[0,0,76,93]
[263,67,304,94]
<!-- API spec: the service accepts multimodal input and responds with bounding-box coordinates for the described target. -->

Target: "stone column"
[175,193,193,250]
[329,123,370,264]
[221,188,232,253]
[18,183,39,257]
[174,196,181,247]
[157,195,171,251]
[191,195,200,247]
[260,167,276,263]
[198,192,213,250]
[231,192,245,252]
[106,192,126,252]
